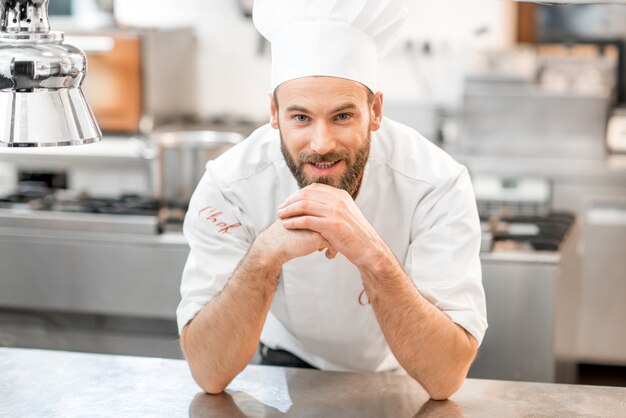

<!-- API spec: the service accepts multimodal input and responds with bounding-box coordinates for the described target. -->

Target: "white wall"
[115,0,516,122]
[380,0,516,108]
[191,2,272,122]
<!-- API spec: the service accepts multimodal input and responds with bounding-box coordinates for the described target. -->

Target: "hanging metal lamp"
[0,0,102,147]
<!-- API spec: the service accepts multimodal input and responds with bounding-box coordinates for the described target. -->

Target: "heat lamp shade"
[0,87,102,147]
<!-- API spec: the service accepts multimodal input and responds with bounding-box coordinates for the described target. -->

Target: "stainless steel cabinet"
[470,229,580,383]
[578,199,626,364]
[455,152,626,367]
[0,230,188,319]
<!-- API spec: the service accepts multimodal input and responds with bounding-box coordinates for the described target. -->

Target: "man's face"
[270,76,383,197]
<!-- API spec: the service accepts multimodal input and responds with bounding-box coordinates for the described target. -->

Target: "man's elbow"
[423,375,466,401]
[406,365,466,400]
[183,348,240,395]
[179,325,235,395]
[414,344,476,400]
[195,374,230,395]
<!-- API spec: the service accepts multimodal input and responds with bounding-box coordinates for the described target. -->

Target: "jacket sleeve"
[175,167,254,334]
[403,167,488,345]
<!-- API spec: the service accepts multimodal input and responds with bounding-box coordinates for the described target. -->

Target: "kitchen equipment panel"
[578,198,626,365]
[470,211,579,382]
[64,28,196,134]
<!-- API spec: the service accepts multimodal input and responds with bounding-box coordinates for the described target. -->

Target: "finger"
[317,236,337,259]
[321,237,336,252]
[277,199,330,219]
[279,193,326,210]
[278,185,338,209]
[281,215,326,233]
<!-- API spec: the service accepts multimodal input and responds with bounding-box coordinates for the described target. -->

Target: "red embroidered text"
[199,205,241,234]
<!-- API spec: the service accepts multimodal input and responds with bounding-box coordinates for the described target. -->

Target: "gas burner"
[0,183,54,207]
[0,186,188,235]
[489,211,576,252]
[49,194,162,217]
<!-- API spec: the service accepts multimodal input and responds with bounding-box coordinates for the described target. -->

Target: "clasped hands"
[273,183,382,268]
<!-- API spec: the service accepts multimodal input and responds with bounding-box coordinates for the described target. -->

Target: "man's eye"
[336,113,352,121]
[294,115,309,122]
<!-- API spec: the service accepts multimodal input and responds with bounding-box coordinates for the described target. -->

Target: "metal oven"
[0,131,241,358]
[468,175,580,383]
[0,183,190,358]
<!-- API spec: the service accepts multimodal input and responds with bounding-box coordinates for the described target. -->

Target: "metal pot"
[152,131,243,204]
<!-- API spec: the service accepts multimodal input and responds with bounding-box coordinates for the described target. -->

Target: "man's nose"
[309,122,336,155]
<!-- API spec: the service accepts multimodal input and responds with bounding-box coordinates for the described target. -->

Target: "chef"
[177,0,487,401]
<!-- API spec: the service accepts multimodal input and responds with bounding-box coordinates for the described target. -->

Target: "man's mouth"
[306,159,344,176]
[312,160,340,169]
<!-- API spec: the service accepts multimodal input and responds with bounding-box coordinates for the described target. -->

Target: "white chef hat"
[253,0,408,93]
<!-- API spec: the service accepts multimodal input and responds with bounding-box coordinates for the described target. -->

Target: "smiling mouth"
[310,160,340,169]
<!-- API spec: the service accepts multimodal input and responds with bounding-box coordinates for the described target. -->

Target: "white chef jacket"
[176,117,487,373]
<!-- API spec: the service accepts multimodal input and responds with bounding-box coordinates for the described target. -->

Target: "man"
[177,0,487,401]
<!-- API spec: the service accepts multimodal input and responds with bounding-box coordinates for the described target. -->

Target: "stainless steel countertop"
[2,348,626,417]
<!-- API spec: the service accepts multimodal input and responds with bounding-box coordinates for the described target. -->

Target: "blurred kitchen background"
[1,0,625,387]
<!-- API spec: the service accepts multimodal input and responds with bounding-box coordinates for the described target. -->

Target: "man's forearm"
[359,254,477,400]
[180,247,281,394]
[180,220,334,394]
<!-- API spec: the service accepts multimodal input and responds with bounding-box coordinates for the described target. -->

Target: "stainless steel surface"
[453,150,626,367]
[1,0,51,33]
[3,348,626,417]
[0,309,182,359]
[470,221,580,382]
[0,208,158,234]
[450,153,626,209]
[461,47,613,159]
[578,198,626,365]
[461,86,610,158]
[0,135,191,320]
[0,0,101,147]
[0,228,188,319]
[0,206,579,383]
[152,130,243,203]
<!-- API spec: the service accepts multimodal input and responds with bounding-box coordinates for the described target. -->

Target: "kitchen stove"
[471,208,580,383]
[0,183,192,360]
[0,181,580,373]
[484,211,576,253]
[0,186,190,347]
[0,185,187,234]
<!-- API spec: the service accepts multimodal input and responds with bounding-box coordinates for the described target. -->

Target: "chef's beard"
[280,129,371,198]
